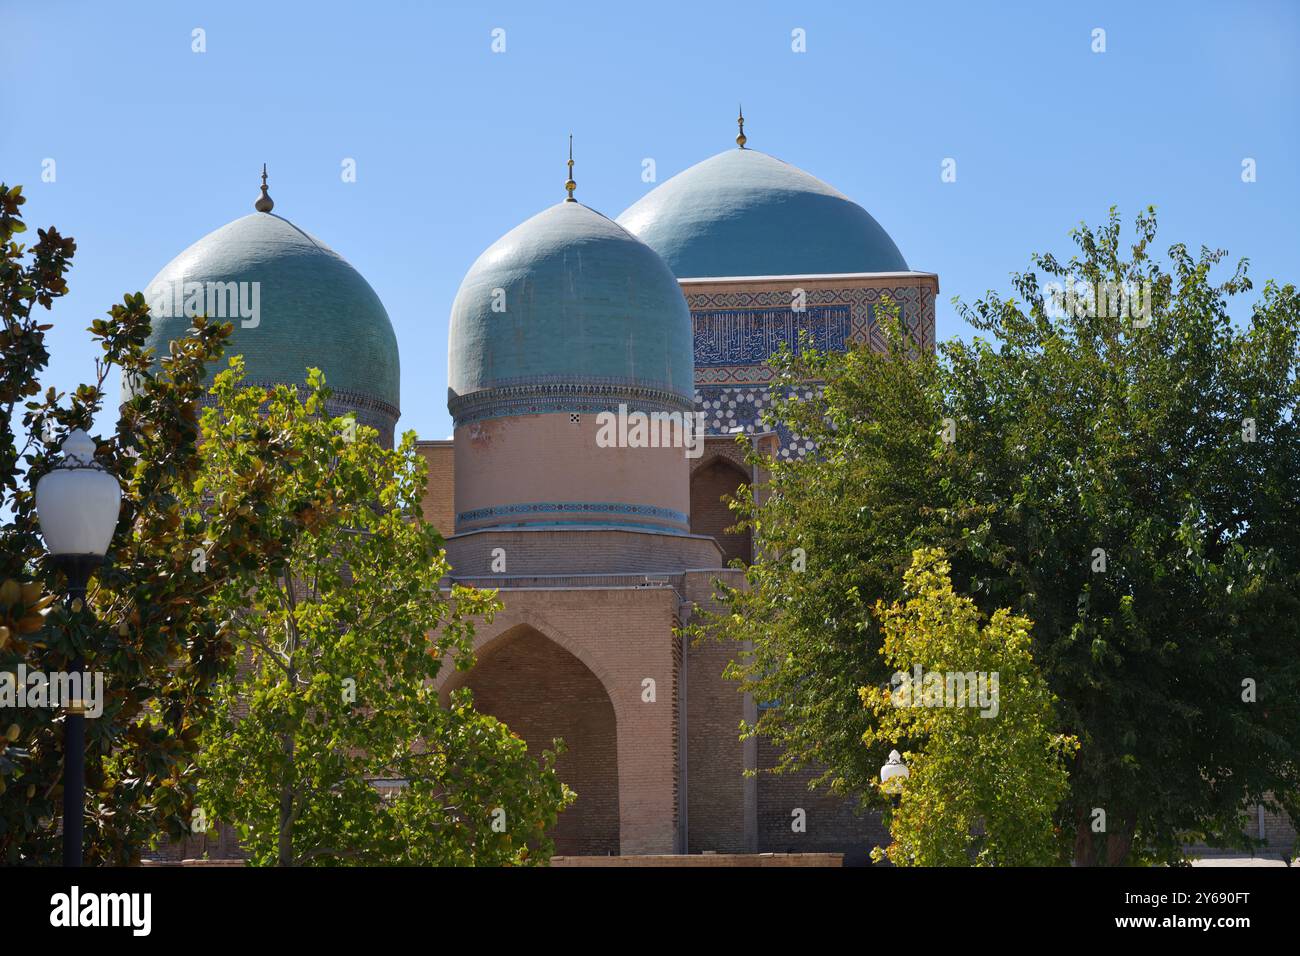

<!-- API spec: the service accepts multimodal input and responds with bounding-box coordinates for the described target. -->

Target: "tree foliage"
[862,547,1076,866]
[0,183,293,863]
[683,299,959,801]
[195,362,573,865]
[691,208,1300,864]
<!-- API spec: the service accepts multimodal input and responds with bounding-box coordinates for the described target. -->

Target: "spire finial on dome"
[736,105,747,149]
[255,163,274,213]
[565,135,577,202]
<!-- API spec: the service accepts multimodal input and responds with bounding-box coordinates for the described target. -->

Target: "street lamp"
[34,429,121,867]
[880,749,910,796]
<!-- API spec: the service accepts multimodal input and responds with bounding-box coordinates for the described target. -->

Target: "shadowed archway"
[690,457,752,565]
[444,624,620,856]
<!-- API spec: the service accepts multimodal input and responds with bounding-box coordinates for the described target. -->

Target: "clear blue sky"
[3,0,1297,441]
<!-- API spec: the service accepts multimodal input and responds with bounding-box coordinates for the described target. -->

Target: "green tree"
[947,208,1300,863]
[862,547,1077,866]
[1,183,284,863]
[195,362,572,865]
[683,299,960,804]
[691,209,1300,864]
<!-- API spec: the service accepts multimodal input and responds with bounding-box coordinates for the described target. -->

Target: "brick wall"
[756,740,889,866]
[1260,804,1298,852]
[443,526,722,577]
[416,440,455,538]
[682,569,750,853]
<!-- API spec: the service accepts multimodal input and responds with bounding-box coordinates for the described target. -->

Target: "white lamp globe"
[880,749,910,793]
[35,429,122,558]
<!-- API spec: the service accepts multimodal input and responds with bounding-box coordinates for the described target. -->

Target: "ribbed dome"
[135,212,400,419]
[617,148,908,278]
[448,201,693,416]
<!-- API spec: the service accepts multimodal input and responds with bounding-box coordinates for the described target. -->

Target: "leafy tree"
[692,209,1300,864]
[862,547,1077,866]
[683,300,959,803]
[195,362,573,865]
[1,184,303,863]
[947,208,1300,863]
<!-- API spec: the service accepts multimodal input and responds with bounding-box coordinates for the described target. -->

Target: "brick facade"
[416,440,455,538]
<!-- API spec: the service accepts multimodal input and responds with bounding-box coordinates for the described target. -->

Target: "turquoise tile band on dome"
[448,380,694,426]
[457,501,689,530]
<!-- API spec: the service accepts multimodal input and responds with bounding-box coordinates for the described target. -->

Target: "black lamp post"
[34,429,121,867]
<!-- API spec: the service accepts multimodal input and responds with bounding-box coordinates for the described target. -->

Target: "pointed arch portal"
[444,624,621,856]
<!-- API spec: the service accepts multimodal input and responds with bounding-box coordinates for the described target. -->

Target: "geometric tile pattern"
[687,281,936,459]
[689,283,934,387]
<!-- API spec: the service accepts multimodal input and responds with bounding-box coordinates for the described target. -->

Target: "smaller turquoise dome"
[135,212,400,424]
[617,148,908,278]
[448,201,693,423]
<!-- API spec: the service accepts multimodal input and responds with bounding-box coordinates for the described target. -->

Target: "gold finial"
[736,104,747,149]
[565,135,577,202]
[254,163,274,213]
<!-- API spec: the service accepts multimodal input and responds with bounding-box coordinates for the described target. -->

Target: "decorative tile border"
[457,500,690,533]
[687,283,933,386]
[683,279,936,459]
[695,385,812,460]
[449,381,694,427]
[695,304,852,368]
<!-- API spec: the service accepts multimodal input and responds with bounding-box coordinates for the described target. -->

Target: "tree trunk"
[1073,808,1097,866]
[1105,811,1136,865]
[278,730,294,866]
[1074,806,1136,866]
[277,575,299,867]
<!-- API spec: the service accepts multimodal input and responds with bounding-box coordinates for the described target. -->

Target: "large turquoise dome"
[136,209,400,439]
[448,200,693,425]
[617,148,908,278]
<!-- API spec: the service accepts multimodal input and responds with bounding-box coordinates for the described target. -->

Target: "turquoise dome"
[448,200,693,423]
[617,148,908,278]
[136,211,400,425]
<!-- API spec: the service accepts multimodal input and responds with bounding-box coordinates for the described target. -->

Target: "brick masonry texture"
[443,526,722,577]
[682,570,750,853]
[416,441,455,537]
[756,739,890,866]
